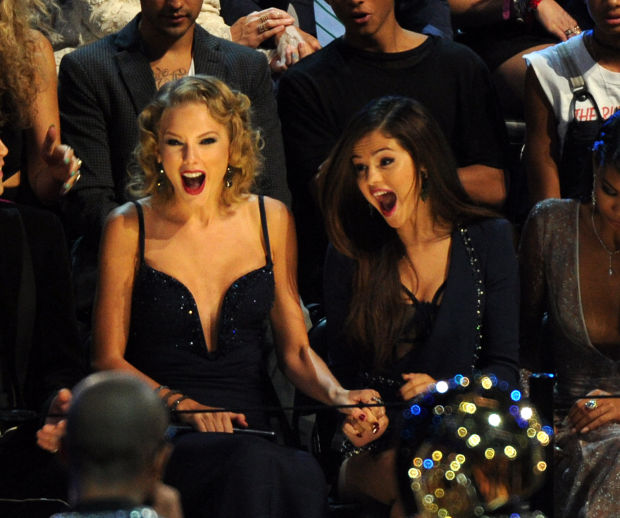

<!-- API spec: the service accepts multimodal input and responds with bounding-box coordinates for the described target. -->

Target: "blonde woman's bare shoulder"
[262,195,291,220]
[103,202,141,239]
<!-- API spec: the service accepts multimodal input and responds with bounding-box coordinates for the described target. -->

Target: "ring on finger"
[573,25,581,34]
[585,399,598,411]
[371,396,384,405]
[259,14,269,23]
[564,28,574,36]
[258,22,268,34]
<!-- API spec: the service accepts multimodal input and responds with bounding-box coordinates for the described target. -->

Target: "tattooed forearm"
[152,67,188,89]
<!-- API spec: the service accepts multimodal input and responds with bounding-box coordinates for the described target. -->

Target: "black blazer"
[324,218,520,390]
[59,15,290,245]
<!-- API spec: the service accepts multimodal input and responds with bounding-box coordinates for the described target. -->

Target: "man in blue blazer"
[58,0,290,327]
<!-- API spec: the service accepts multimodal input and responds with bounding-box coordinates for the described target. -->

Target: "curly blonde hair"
[129,75,263,207]
[0,0,55,129]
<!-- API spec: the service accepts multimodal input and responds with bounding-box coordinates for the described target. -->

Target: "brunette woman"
[317,96,520,516]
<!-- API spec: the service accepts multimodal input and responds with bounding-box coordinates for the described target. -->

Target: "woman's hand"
[340,389,389,448]
[230,8,295,48]
[41,125,81,195]
[36,388,72,453]
[400,373,436,401]
[174,397,248,433]
[535,0,580,41]
[568,389,620,434]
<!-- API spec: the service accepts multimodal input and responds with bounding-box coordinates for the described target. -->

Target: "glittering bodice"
[522,199,620,418]
[125,198,275,428]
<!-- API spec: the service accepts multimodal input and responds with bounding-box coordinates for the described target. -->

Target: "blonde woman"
[93,75,381,518]
[0,0,80,203]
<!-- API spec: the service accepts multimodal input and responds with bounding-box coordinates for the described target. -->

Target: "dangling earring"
[225,166,233,189]
[157,163,165,189]
[420,172,429,202]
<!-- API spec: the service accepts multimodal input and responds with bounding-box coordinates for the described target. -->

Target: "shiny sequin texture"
[125,199,276,429]
[458,226,484,371]
[520,199,620,517]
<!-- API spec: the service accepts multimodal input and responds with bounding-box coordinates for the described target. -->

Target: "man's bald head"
[65,372,168,486]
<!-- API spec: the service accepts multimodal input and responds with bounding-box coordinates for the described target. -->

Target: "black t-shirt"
[277,35,507,302]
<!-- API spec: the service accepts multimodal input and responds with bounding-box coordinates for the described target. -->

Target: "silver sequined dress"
[520,198,620,517]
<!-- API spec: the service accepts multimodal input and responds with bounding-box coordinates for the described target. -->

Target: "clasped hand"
[341,389,389,447]
[230,8,295,48]
[340,373,436,448]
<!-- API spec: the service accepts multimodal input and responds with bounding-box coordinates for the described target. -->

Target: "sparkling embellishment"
[459,226,484,370]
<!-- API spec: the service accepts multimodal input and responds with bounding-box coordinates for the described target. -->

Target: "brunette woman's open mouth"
[181,171,206,195]
[372,190,397,217]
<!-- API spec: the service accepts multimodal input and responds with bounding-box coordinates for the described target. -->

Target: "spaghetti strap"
[132,201,145,263]
[258,196,272,266]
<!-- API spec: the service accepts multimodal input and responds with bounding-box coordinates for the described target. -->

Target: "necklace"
[591,209,620,277]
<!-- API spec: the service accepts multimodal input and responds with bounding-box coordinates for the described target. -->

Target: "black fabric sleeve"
[21,208,86,411]
[476,219,520,387]
[277,67,338,204]
[245,53,291,207]
[323,245,360,389]
[58,52,120,243]
[452,45,508,171]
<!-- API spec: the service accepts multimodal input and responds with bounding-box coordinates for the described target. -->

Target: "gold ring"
[258,23,268,34]
[259,14,269,23]
[573,25,581,34]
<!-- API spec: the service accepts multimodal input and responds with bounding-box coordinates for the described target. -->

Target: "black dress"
[125,197,327,518]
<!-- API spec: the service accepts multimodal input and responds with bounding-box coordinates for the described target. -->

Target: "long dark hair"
[317,96,496,371]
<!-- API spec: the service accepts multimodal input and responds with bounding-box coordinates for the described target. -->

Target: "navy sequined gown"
[125,197,327,518]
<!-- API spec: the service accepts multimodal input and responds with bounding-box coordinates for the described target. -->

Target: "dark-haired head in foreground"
[63,371,169,508]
